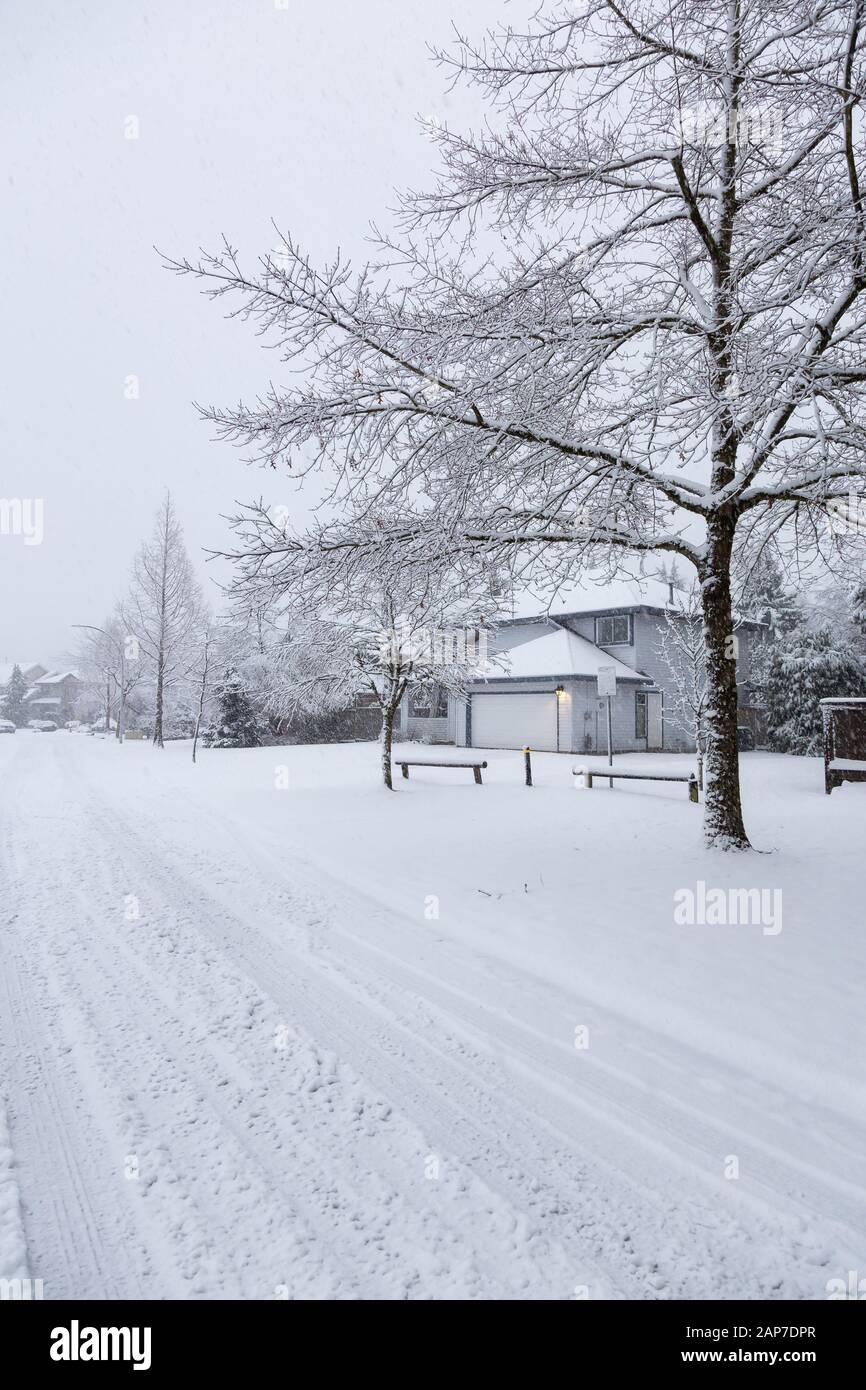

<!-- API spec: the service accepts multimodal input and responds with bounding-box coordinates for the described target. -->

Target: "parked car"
[26,719,58,732]
[737,725,756,752]
[0,719,16,734]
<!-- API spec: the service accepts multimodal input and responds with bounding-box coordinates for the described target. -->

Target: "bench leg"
[586,772,593,789]
[688,775,699,803]
[401,764,409,779]
[473,766,482,784]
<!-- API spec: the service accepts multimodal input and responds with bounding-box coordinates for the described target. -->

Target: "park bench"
[574,766,699,802]
[395,759,488,784]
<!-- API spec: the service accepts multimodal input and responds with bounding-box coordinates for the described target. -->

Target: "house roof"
[33,670,80,685]
[508,574,685,620]
[501,577,767,631]
[483,626,646,682]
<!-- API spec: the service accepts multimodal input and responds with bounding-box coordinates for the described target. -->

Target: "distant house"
[398,579,769,753]
[24,671,83,723]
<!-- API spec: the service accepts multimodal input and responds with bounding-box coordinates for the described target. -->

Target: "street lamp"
[71,624,127,743]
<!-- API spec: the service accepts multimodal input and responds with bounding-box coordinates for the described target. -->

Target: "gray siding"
[563,612,640,674]
[631,614,693,750]
[406,715,450,744]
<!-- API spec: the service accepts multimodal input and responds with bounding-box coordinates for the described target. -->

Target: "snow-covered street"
[0,731,863,1300]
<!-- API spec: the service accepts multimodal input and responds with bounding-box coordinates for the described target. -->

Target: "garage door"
[471,692,559,751]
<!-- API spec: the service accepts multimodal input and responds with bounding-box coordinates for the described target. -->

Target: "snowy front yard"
[0,731,863,1299]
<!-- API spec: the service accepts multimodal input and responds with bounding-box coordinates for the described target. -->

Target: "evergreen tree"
[766,626,866,756]
[851,579,866,642]
[202,667,264,749]
[738,555,805,695]
[739,554,804,635]
[1,664,29,726]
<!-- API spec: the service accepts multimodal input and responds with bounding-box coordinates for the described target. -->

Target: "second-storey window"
[595,614,631,646]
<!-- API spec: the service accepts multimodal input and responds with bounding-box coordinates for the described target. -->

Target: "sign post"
[597,666,617,788]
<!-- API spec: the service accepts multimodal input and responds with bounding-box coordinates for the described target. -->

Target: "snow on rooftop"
[34,670,79,685]
[488,626,646,681]
[507,572,690,620]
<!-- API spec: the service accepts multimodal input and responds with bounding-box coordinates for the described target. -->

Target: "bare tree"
[243,525,498,788]
[71,613,142,735]
[170,0,866,846]
[123,493,203,748]
[191,620,214,764]
[656,583,710,788]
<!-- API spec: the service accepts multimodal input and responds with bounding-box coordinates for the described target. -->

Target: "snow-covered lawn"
[0,731,863,1299]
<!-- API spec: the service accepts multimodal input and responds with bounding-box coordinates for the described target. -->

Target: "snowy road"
[1,733,863,1299]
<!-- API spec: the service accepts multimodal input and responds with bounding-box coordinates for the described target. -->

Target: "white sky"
[1,0,512,663]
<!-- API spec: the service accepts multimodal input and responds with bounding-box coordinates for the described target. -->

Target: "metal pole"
[606,694,613,788]
[523,746,532,787]
[118,646,125,743]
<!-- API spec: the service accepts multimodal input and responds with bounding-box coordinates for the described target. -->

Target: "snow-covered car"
[0,719,16,733]
[26,719,58,732]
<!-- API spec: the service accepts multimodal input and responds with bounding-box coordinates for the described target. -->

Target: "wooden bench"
[395,759,488,784]
[574,766,699,802]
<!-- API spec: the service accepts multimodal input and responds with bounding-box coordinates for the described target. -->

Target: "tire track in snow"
[68,745,853,1300]
[0,742,150,1299]
[2,738,591,1299]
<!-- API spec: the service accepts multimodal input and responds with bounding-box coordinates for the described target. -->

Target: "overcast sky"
[2,0,515,665]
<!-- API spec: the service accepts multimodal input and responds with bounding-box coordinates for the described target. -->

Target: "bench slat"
[395,759,487,784]
[395,761,487,769]
[581,771,690,783]
[574,767,699,802]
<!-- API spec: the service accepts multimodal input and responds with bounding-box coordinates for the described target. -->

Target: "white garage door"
[471,692,559,751]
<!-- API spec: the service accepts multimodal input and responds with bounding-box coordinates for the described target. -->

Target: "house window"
[635,690,648,739]
[409,684,448,718]
[595,614,631,646]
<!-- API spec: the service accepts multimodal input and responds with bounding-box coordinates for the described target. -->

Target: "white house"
[395,578,768,754]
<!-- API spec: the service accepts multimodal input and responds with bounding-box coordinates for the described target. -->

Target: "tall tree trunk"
[380,701,395,789]
[153,652,165,748]
[105,674,111,733]
[192,641,209,764]
[701,515,750,849]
